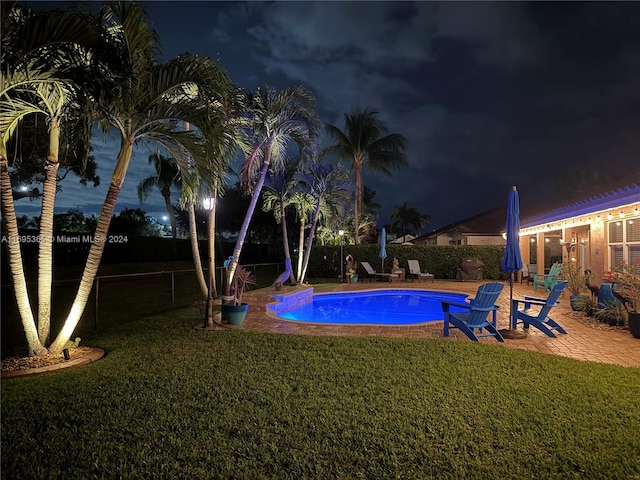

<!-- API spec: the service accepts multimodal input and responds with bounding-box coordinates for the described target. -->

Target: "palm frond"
[136,175,159,202]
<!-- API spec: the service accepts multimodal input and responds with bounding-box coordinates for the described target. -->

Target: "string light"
[619,210,625,218]
[607,212,613,220]
[634,205,638,216]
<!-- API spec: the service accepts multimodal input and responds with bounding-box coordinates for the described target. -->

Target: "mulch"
[1,347,97,373]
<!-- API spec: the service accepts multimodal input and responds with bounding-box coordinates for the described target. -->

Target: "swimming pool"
[271,289,469,326]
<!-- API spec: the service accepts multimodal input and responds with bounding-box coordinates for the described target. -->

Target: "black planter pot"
[628,312,640,338]
[607,316,625,327]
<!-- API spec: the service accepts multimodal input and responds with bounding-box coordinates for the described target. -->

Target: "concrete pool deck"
[236,279,640,368]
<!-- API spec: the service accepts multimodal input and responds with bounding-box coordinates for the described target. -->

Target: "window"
[608,216,640,267]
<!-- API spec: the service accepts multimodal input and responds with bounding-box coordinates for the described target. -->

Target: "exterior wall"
[521,208,639,281]
[425,233,504,246]
[465,235,505,246]
[436,234,453,246]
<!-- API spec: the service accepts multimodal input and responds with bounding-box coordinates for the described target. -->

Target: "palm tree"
[182,87,249,311]
[296,162,353,284]
[390,202,431,240]
[1,3,102,355]
[137,153,180,239]
[262,162,299,286]
[325,108,408,244]
[289,190,316,281]
[49,2,232,354]
[223,85,321,298]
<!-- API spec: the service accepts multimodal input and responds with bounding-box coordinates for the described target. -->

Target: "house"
[519,183,640,279]
[412,208,507,246]
[389,234,416,244]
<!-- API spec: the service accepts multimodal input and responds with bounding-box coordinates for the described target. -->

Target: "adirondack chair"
[406,260,434,283]
[440,282,505,342]
[511,281,568,337]
[532,262,562,292]
[521,264,537,285]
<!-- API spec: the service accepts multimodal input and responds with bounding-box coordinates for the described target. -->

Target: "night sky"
[15,1,640,231]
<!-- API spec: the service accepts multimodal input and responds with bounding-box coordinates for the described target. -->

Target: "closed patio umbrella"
[379,227,387,272]
[501,186,526,338]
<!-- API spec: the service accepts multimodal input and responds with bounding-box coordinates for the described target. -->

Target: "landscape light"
[202,197,214,210]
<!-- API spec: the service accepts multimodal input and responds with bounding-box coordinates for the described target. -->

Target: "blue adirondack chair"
[532,262,563,292]
[440,282,505,342]
[511,281,568,337]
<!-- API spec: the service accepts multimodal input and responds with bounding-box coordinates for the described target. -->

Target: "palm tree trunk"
[207,192,217,298]
[37,119,60,345]
[297,218,306,280]
[224,154,271,297]
[274,198,295,286]
[49,181,120,355]
[299,202,322,284]
[187,201,208,297]
[0,153,47,356]
[162,182,177,239]
[50,140,134,355]
[354,161,363,245]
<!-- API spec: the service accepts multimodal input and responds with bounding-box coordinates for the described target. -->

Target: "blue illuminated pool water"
[272,289,469,326]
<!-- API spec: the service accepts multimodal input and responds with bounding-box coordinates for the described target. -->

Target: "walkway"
[239,279,640,368]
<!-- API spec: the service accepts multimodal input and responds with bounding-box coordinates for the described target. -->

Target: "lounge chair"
[532,262,562,292]
[440,282,505,342]
[511,281,568,337]
[359,261,399,283]
[406,260,434,283]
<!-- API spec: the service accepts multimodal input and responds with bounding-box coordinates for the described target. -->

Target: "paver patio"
[238,279,640,368]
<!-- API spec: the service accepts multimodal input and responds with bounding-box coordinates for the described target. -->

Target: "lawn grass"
[1,261,283,356]
[2,308,640,479]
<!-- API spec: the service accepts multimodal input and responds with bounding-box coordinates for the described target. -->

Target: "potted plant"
[571,295,598,316]
[606,259,640,338]
[222,265,256,325]
[593,302,626,327]
[562,262,588,311]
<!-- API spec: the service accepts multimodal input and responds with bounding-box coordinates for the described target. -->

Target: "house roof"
[520,183,640,228]
[413,207,507,242]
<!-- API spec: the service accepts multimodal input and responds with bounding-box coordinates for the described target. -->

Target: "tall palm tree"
[49,2,232,354]
[262,162,299,286]
[390,202,431,239]
[325,108,408,244]
[137,153,180,239]
[296,162,353,284]
[184,87,249,309]
[1,3,102,355]
[223,85,321,297]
